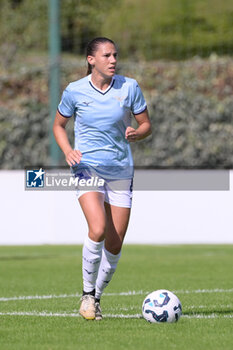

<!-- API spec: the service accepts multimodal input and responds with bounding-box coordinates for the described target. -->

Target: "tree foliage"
[0,0,232,62]
[0,0,118,62]
[102,0,233,59]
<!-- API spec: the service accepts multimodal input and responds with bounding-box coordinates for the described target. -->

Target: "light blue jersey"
[58,74,147,179]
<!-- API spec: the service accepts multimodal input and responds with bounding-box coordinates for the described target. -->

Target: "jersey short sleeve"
[58,86,75,118]
[131,80,147,115]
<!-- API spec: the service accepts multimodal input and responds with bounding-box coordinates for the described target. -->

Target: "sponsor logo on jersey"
[83,101,93,106]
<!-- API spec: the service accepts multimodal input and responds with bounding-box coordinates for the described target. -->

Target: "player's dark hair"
[86,37,115,75]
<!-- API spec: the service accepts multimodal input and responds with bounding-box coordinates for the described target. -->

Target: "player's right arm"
[53,110,82,166]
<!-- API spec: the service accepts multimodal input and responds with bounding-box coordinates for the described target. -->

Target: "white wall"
[0,170,232,245]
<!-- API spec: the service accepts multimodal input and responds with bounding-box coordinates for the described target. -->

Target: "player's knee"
[89,224,106,241]
[106,240,122,255]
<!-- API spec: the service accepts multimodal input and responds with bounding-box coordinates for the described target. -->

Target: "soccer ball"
[142,289,182,323]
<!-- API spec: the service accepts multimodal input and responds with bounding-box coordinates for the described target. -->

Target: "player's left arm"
[125,108,152,142]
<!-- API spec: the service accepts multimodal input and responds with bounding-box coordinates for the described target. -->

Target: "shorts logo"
[26,168,45,188]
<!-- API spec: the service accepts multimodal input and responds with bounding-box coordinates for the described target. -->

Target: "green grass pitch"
[0,245,232,350]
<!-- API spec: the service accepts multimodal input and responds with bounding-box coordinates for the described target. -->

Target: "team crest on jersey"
[114,95,127,107]
[114,95,126,102]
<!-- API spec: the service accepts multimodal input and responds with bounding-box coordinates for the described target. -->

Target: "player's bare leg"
[78,192,106,320]
[104,203,131,255]
[79,191,106,243]
[95,203,131,319]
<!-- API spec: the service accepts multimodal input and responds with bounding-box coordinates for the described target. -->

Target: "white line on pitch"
[175,288,233,294]
[182,314,233,319]
[0,293,82,302]
[186,304,232,310]
[0,288,232,302]
[0,311,141,318]
[0,290,145,302]
[0,311,232,319]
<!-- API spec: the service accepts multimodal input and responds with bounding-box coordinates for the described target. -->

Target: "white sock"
[95,247,121,300]
[82,236,104,293]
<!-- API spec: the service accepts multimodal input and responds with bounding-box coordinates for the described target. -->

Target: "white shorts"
[75,172,133,208]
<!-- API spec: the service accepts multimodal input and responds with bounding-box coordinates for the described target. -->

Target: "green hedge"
[132,93,233,168]
[1,92,232,169]
[0,56,233,169]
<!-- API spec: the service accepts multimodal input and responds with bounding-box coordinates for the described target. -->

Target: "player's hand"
[65,149,82,166]
[125,126,138,142]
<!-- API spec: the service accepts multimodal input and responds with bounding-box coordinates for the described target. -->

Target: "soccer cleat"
[95,302,103,321]
[79,295,96,320]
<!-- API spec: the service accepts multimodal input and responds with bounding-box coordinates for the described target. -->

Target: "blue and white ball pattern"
[142,289,182,323]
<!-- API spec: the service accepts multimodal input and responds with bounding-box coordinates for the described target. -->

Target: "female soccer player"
[53,37,151,320]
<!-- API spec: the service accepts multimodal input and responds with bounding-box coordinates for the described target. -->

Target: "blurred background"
[0,0,233,169]
[0,0,233,245]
